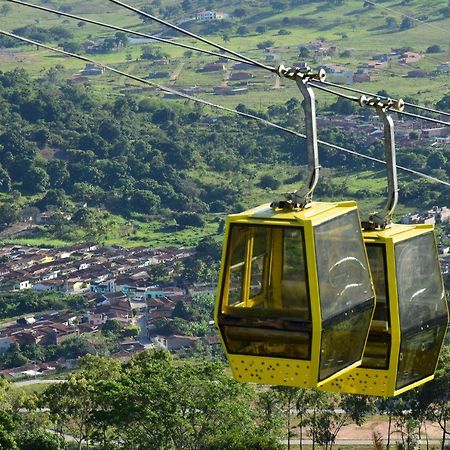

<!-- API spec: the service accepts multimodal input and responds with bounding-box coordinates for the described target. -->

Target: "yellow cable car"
[215,201,375,388]
[319,99,449,397]
[214,68,376,388]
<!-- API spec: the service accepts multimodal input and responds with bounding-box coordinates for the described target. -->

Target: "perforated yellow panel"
[322,368,392,396]
[228,355,314,387]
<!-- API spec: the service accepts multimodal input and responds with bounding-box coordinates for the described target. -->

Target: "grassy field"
[0,0,448,109]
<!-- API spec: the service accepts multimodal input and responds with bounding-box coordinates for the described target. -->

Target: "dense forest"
[0,69,448,232]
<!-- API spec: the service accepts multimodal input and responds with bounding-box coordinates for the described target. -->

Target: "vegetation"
[0,345,447,448]
[0,291,87,319]
[0,71,447,249]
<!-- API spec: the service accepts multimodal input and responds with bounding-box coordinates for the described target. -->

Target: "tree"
[62,41,82,53]
[385,17,398,29]
[176,212,205,228]
[427,151,446,170]
[256,25,267,34]
[129,189,161,214]
[0,165,11,192]
[400,16,415,30]
[298,46,310,58]
[17,430,63,450]
[102,319,123,336]
[436,93,450,110]
[257,40,275,50]
[426,44,442,53]
[38,189,69,210]
[114,31,128,47]
[233,8,247,19]
[47,160,69,188]
[0,203,20,225]
[310,394,374,450]
[329,97,357,115]
[22,167,49,194]
[259,174,281,190]
[236,26,249,36]
[172,300,191,320]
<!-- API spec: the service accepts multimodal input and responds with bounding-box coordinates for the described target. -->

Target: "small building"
[353,71,371,83]
[437,62,450,73]
[154,334,199,351]
[407,69,427,78]
[399,52,423,64]
[80,63,105,76]
[202,63,225,72]
[196,10,227,21]
[229,72,254,80]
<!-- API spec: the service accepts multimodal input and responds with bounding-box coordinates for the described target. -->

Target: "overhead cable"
[0,29,448,188]
[4,0,258,67]
[310,82,450,127]
[106,0,276,73]
[10,0,448,120]
[317,80,450,118]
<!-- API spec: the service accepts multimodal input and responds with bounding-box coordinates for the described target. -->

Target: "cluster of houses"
[0,243,194,295]
[0,243,220,377]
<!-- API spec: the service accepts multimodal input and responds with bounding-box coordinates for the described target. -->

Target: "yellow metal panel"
[303,220,322,384]
[227,354,315,387]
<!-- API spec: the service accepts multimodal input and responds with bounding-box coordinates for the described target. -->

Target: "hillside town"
[0,242,217,378]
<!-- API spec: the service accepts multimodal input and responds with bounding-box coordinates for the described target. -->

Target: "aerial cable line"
[3,0,258,68]
[0,29,448,188]
[8,1,448,121]
[309,82,450,127]
[106,0,276,73]
[364,0,450,35]
[316,79,450,118]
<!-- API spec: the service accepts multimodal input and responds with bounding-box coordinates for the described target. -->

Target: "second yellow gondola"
[321,223,448,396]
[319,97,449,397]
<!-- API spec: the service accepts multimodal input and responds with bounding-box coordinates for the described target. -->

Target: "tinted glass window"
[395,233,447,332]
[315,211,374,321]
[319,307,373,381]
[396,323,447,389]
[219,223,311,360]
[282,228,310,320]
[367,244,390,323]
[361,244,391,370]
[362,332,390,369]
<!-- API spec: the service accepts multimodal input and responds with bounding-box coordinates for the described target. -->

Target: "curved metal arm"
[294,77,321,204]
[370,107,399,228]
[274,67,322,209]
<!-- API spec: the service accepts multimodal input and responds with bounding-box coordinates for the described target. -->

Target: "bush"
[258,174,281,190]
[426,44,442,53]
[176,212,205,228]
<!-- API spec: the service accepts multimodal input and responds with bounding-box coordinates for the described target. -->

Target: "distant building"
[399,52,423,64]
[229,72,254,80]
[196,10,227,21]
[353,71,371,83]
[80,63,105,76]
[437,62,450,73]
[154,334,199,351]
[407,70,427,78]
[202,63,225,72]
